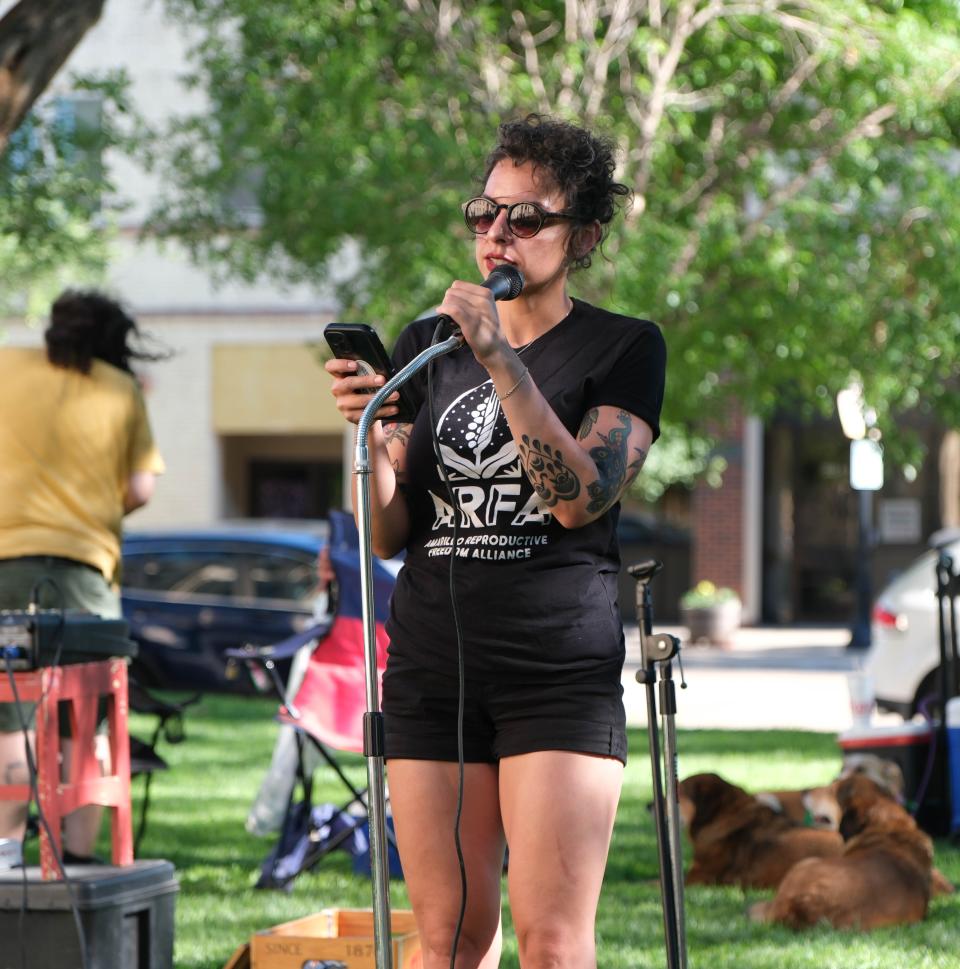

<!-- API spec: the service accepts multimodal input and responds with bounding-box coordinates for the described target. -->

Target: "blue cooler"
[948,697,960,835]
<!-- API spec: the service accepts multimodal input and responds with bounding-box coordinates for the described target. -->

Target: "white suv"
[866,530,960,718]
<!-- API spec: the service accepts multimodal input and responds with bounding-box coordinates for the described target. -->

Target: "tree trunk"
[0,0,107,155]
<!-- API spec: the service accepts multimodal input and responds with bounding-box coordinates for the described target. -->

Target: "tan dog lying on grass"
[749,774,953,930]
[754,753,906,830]
[678,772,843,889]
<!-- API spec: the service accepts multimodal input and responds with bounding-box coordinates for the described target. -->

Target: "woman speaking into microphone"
[326,114,666,969]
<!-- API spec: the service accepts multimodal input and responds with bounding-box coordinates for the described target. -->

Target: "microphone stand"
[353,332,463,969]
[630,560,687,969]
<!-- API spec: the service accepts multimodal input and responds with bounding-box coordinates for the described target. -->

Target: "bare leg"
[500,751,623,969]
[0,730,33,841]
[388,760,504,969]
[61,733,110,858]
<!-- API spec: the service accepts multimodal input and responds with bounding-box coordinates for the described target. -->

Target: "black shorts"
[381,657,627,765]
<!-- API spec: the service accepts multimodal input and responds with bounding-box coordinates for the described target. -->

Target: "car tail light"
[872,603,906,631]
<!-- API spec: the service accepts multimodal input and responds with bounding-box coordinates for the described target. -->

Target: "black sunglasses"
[462,197,577,239]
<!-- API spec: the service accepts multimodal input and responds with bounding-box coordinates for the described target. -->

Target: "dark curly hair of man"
[45,290,166,375]
[480,113,631,269]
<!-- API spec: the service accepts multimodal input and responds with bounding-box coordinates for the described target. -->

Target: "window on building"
[249,460,342,520]
[5,93,105,204]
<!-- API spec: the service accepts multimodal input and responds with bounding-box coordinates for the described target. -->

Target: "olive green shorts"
[0,556,119,734]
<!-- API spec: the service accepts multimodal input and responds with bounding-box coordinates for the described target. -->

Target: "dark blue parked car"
[121,521,329,694]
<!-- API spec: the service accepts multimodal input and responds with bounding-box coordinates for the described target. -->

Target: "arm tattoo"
[4,760,29,784]
[382,422,411,446]
[384,422,410,483]
[519,435,581,506]
[577,408,598,441]
[585,410,648,514]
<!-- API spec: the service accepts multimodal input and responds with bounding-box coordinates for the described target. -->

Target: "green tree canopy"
[153,0,960,490]
[0,0,138,316]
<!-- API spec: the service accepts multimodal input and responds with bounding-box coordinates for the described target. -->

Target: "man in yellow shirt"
[0,290,166,864]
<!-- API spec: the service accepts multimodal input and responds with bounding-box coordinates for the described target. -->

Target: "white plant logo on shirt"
[437,383,521,480]
[426,381,551,535]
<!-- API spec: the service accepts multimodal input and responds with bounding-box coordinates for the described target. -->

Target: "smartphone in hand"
[324,323,418,423]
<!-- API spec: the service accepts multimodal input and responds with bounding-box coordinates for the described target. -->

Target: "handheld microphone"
[439,265,525,339]
[482,264,525,301]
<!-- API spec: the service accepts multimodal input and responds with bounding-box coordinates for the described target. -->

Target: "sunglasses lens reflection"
[464,199,496,233]
[508,202,541,238]
[464,199,545,238]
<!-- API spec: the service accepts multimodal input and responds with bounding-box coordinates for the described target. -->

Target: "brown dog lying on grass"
[754,753,906,830]
[678,772,843,889]
[749,774,952,930]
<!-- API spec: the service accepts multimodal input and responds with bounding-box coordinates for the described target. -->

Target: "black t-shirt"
[386,298,666,682]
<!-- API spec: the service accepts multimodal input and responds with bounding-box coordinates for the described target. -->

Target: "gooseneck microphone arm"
[354,335,461,969]
[353,264,524,969]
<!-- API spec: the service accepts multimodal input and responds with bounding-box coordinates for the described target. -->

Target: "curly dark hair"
[45,290,168,375]
[480,113,631,269]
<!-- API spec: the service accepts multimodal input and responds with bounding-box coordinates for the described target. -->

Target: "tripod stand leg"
[644,671,682,969]
[659,669,688,969]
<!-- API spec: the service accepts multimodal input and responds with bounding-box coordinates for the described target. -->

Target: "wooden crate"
[246,908,420,969]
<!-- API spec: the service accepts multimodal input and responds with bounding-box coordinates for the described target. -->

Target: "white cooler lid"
[947,696,960,727]
[837,721,933,745]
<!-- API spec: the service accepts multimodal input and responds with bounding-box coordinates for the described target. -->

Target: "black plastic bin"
[0,859,178,969]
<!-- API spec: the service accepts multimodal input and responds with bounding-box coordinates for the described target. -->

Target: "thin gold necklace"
[512,298,573,355]
[514,339,537,355]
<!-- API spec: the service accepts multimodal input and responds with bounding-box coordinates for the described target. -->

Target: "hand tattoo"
[585,411,648,514]
[519,436,581,506]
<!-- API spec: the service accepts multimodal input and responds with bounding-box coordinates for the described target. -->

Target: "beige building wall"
[135,313,344,525]
[2,313,345,526]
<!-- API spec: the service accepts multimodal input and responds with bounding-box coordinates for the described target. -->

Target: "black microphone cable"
[4,579,89,969]
[30,577,67,692]
[426,320,470,969]
[3,658,93,969]
[419,265,524,969]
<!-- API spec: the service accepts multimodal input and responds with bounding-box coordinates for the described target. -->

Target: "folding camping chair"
[127,680,201,854]
[228,509,400,889]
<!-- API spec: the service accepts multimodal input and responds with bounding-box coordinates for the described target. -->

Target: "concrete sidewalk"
[621,624,901,733]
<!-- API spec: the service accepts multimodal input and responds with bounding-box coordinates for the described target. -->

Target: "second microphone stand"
[630,559,687,969]
[353,332,463,969]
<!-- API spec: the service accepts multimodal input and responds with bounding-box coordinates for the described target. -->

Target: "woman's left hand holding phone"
[324,358,402,425]
[324,356,412,558]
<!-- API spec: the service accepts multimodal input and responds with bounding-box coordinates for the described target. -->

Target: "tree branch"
[582,0,639,123]
[0,0,107,155]
[511,10,552,115]
[669,100,897,278]
[630,0,698,215]
[742,101,897,243]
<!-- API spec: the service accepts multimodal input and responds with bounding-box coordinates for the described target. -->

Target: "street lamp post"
[849,486,875,650]
[837,387,883,651]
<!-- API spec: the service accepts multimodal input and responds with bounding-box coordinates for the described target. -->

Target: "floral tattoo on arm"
[519,436,581,506]
[519,410,647,511]
[580,409,648,514]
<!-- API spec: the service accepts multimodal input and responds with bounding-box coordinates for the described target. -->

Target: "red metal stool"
[0,659,133,879]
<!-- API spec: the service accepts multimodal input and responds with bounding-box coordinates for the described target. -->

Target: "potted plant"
[680,581,741,646]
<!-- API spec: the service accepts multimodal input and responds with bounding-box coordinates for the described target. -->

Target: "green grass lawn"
[117,695,960,969]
